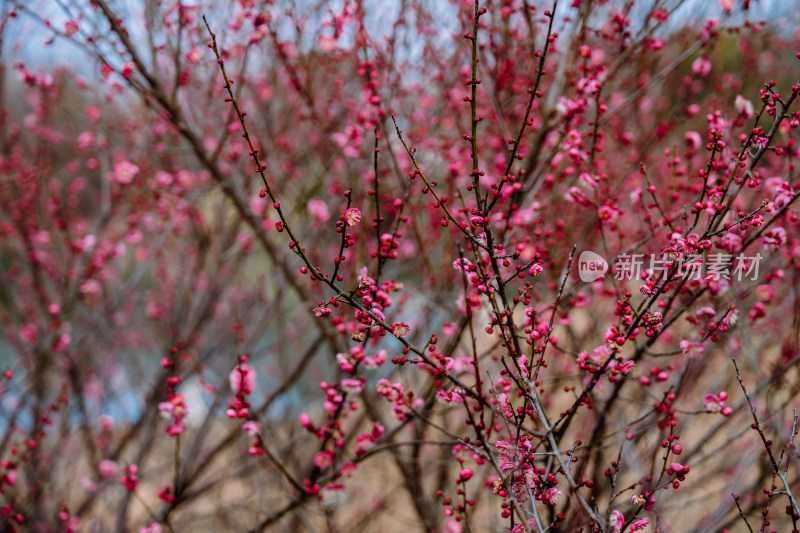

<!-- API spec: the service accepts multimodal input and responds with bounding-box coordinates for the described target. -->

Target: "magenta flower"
[344,207,361,226]
[669,462,688,473]
[121,464,139,491]
[610,510,624,531]
[242,420,261,436]
[111,161,139,185]
[703,391,733,416]
[680,340,704,359]
[691,56,711,77]
[307,197,330,223]
[340,378,363,394]
[528,263,544,276]
[64,20,79,37]
[98,459,117,479]
[391,322,410,337]
[229,363,256,395]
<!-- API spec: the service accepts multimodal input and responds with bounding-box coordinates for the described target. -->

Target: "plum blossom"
[577,345,611,371]
[577,77,601,95]
[544,487,562,505]
[80,477,97,492]
[314,450,334,469]
[610,510,625,531]
[511,520,540,533]
[597,205,619,222]
[98,459,117,479]
[242,420,261,436]
[616,360,635,375]
[734,95,754,119]
[632,492,656,510]
[185,46,202,63]
[566,186,591,206]
[111,161,139,185]
[157,486,175,502]
[680,340,704,359]
[64,20,79,37]
[229,363,256,394]
[516,354,529,379]
[20,323,38,344]
[452,257,473,272]
[752,134,769,149]
[528,263,543,276]
[704,391,733,416]
[318,35,337,53]
[340,378,363,394]
[692,56,711,77]
[444,520,464,533]
[227,362,256,419]
[98,414,115,432]
[76,131,96,150]
[762,227,786,251]
[354,423,385,454]
[121,464,138,491]
[313,306,332,317]
[693,308,715,321]
[336,352,355,373]
[362,349,386,368]
[436,388,465,404]
[376,379,404,402]
[685,131,702,151]
[669,462,689,474]
[158,393,188,436]
[80,278,103,296]
[344,207,361,226]
[498,393,513,418]
[391,322,410,337]
[120,62,134,79]
[717,231,743,253]
[756,284,774,303]
[307,197,331,222]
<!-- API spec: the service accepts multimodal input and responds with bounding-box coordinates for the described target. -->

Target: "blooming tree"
[1,0,800,531]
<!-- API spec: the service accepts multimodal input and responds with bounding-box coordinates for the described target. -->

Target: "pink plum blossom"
[111,161,139,185]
